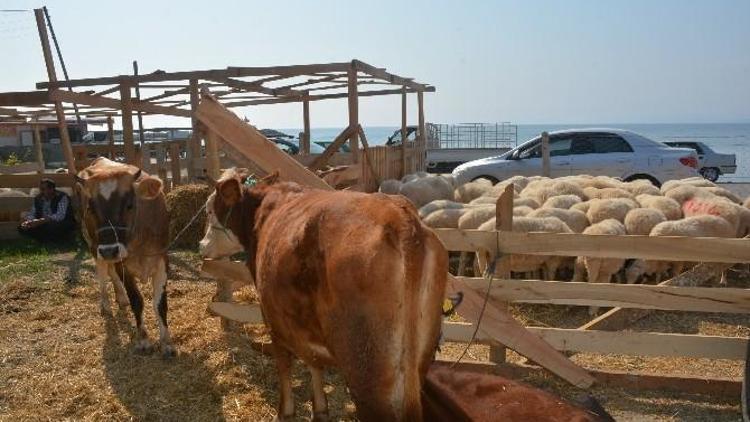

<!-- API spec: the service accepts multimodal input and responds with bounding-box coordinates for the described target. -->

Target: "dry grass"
[1,239,748,420]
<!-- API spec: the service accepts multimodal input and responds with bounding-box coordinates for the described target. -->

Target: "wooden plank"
[32,123,44,173]
[222,86,436,108]
[34,9,76,175]
[400,87,407,177]
[208,302,263,324]
[434,229,750,264]
[0,174,74,188]
[132,61,146,152]
[443,321,748,360]
[155,145,169,191]
[447,274,594,388]
[353,60,426,91]
[489,185,514,364]
[541,131,550,177]
[347,65,359,163]
[0,197,32,214]
[302,95,311,155]
[357,126,380,190]
[204,129,221,180]
[459,278,750,314]
[417,89,426,160]
[0,91,50,107]
[195,92,332,190]
[106,115,115,159]
[308,126,356,172]
[168,143,182,186]
[119,84,136,164]
[48,89,192,118]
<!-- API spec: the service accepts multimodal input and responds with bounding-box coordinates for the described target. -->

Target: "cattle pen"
[2,7,750,421]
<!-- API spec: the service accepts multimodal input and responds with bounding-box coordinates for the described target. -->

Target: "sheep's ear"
[217,178,242,206]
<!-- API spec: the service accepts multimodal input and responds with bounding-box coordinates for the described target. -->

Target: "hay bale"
[166,184,210,249]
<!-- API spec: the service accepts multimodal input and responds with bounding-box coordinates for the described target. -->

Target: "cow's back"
[254,189,447,420]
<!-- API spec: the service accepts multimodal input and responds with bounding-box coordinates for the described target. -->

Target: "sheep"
[624,208,667,236]
[513,197,540,209]
[572,175,623,190]
[570,200,592,214]
[418,200,465,218]
[622,180,661,197]
[625,259,672,284]
[378,179,402,195]
[401,171,430,184]
[423,208,467,229]
[469,196,500,206]
[574,219,627,315]
[458,206,496,230]
[542,194,582,209]
[635,194,683,220]
[479,216,573,280]
[661,177,716,194]
[528,207,589,233]
[583,186,634,200]
[681,195,750,237]
[702,186,742,204]
[454,180,494,203]
[400,175,454,207]
[586,198,638,224]
[520,180,586,205]
[744,196,750,209]
[502,175,530,191]
[513,206,534,217]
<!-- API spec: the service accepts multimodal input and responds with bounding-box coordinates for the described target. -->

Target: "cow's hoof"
[312,411,330,422]
[161,344,177,359]
[134,339,154,354]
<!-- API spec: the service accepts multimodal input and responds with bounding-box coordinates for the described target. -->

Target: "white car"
[452,129,699,186]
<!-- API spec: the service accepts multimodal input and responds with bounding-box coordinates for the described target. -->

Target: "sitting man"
[18,178,76,242]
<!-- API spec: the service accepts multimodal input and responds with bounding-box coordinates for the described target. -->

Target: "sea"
[277,123,750,182]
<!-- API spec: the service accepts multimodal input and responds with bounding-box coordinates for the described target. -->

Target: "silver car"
[452,128,699,186]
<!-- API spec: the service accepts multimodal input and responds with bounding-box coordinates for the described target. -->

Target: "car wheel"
[472,175,499,184]
[700,167,720,182]
[624,174,661,187]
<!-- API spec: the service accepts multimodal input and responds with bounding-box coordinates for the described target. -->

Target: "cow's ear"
[217,178,242,206]
[260,170,280,185]
[135,175,163,199]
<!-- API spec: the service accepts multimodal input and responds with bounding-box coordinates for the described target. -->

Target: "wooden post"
[302,94,311,155]
[32,121,44,174]
[401,86,407,177]
[132,61,146,146]
[417,89,426,172]
[119,83,136,164]
[169,142,182,187]
[188,79,200,180]
[33,8,76,174]
[347,65,359,163]
[204,129,221,180]
[541,131,550,177]
[106,115,115,159]
[489,183,515,364]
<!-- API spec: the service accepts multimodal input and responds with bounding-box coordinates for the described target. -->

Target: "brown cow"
[75,157,174,357]
[199,169,447,421]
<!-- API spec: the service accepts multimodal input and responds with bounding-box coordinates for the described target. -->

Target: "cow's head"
[76,159,163,262]
[199,168,279,259]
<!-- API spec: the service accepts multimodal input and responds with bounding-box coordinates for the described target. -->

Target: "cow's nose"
[98,245,119,259]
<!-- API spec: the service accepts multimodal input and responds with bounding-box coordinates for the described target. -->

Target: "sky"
[1,0,749,129]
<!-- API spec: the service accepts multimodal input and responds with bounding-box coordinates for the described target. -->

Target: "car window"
[577,133,633,153]
[570,138,595,155]
[517,140,541,159]
[548,135,574,156]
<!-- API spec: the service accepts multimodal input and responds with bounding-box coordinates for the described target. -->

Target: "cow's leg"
[272,346,295,421]
[96,260,112,315]
[117,262,151,353]
[309,366,329,421]
[152,257,175,358]
[107,265,129,309]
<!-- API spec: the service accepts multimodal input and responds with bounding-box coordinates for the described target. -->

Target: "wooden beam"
[308,126,356,172]
[541,131,550,177]
[106,115,115,159]
[142,86,190,102]
[119,84,136,164]
[357,126,380,187]
[133,61,146,152]
[447,274,595,388]
[221,77,304,97]
[353,59,426,91]
[168,143,182,186]
[32,122,44,173]
[222,86,436,107]
[0,91,50,107]
[400,86,407,176]
[0,173,74,188]
[417,89,426,150]
[489,185,515,364]
[460,278,750,314]
[204,128,221,180]
[48,89,192,117]
[434,229,750,264]
[0,197,33,214]
[187,79,200,181]
[34,8,76,175]
[195,91,332,190]
[94,85,121,96]
[347,65,359,163]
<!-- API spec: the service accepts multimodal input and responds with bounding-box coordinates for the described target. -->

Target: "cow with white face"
[76,157,174,357]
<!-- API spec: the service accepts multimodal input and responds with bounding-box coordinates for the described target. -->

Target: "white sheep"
[701,186,742,204]
[401,171,430,184]
[469,196,500,206]
[513,197,540,209]
[624,208,667,236]
[378,179,402,195]
[423,208,467,228]
[574,219,627,315]
[635,194,683,220]
[454,179,494,203]
[513,205,534,217]
[542,194,582,209]
[400,175,454,207]
[586,198,638,224]
[458,206,496,230]
[661,177,716,194]
[583,186,635,200]
[418,199,465,218]
[570,200,592,214]
[680,194,750,237]
[528,207,589,233]
[622,180,661,197]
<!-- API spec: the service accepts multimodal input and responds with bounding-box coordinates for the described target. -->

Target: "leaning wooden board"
[195,91,332,191]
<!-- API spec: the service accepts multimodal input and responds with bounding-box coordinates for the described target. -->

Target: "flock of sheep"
[380,172,750,306]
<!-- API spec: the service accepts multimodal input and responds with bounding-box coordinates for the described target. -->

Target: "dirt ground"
[1,239,748,421]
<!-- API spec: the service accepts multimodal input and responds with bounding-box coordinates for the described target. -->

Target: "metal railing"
[427,122,517,150]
